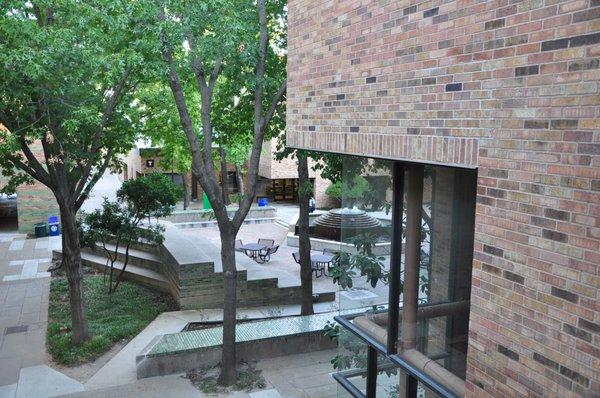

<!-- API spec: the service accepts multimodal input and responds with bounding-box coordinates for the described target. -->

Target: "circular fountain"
[313,208,381,241]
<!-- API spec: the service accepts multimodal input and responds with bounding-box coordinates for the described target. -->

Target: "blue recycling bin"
[48,215,60,236]
[258,197,268,207]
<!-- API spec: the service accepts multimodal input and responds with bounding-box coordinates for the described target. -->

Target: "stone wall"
[288,0,599,396]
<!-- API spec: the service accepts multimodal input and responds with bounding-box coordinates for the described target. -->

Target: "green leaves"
[117,173,182,219]
[0,0,152,206]
[329,233,392,290]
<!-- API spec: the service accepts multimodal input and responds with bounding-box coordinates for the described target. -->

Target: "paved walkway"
[0,232,58,396]
[80,172,122,214]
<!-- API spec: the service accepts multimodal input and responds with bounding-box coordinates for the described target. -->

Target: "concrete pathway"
[0,233,51,391]
[0,233,54,395]
[269,203,299,225]
[79,172,122,214]
[182,222,391,310]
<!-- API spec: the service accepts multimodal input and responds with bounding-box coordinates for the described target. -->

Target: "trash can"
[48,215,60,237]
[34,223,48,238]
[258,197,268,207]
[202,192,212,210]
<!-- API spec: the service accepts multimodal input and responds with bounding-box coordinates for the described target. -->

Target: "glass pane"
[332,157,476,397]
[335,328,368,396]
[337,156,394,315]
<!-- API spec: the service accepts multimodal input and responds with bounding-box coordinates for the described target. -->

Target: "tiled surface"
[0,233,51,388]
[3,258,52,282]
[148,312,336,357]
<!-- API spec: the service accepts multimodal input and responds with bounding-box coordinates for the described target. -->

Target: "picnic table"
[312,253,335,277]
[240,243,267,259]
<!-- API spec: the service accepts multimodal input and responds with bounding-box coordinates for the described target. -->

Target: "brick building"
[0,130,59,234]
[124,139,336,208]
[287,1,599,397]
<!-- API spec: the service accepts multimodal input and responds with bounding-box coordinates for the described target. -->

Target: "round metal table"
[240,243,267,259]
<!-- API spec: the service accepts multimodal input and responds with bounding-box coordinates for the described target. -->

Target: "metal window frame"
[334,314,457,398]
[332,161,459,398]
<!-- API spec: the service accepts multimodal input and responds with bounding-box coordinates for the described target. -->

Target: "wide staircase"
[52,221,335,310]
[53,243,171,294]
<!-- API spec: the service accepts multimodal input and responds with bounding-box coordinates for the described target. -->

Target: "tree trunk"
[219,147,230,206]
[182,174,189,210]
[60,206,91,344]
[218,227,238,385]
[297,153,314,315]
[235,164,244,201]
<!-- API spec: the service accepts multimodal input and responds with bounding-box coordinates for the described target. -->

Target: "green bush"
[325,175,371,208]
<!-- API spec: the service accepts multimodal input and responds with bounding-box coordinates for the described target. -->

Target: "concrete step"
[82,243,162,272]
[54,250,170,294]
[274,218,290,230]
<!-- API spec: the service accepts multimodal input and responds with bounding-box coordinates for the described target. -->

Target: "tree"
[0,1,147,343]
[135,83,195,209]
[155,0,286,384]
[296,153,314,315]
[159,144,193,210]
[81,173,180,294]
[325,175,371,209]
[272,140,314,316]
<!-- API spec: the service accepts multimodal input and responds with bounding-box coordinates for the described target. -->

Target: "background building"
[287,0,599,397]
[124,138,337,208]
[0,133,59,234]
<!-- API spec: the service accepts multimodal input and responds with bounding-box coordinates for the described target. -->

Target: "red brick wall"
[287,0,599,396]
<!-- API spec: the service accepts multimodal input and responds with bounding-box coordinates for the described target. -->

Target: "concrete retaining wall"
[136,331,336,379]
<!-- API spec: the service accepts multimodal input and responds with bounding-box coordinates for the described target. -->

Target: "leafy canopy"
[117,173,182,219]
[0,0,153,204]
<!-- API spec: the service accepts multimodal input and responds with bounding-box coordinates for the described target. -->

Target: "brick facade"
[0,139,59,233]
[259,138,336,208]
[287,0,599,396]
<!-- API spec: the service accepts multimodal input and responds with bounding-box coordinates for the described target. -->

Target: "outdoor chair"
[322,248,339,276]
[235,239,245,253]
[258,238,275,257]
[258,245,280,263]
[258,238,275,248]
[292,252,324,278]
[312,262,325,278]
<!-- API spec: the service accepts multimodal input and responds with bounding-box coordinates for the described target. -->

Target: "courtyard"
[0,226,342,398]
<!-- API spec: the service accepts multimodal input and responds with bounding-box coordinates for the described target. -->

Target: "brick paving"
[0,233,57,388]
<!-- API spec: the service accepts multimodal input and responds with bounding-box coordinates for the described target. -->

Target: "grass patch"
[47,274,177,365]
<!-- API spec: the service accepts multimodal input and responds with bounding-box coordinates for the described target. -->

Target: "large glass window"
[333,157,477,398]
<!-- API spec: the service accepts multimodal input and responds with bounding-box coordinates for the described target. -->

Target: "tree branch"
[262,79,286,131]
[6,155,41,184]
[157,4,226,219]
[18,135,52,186]
[209,57,222,88]
[232,0,271,229]
[73,148,113,210]
[74,68,131,199]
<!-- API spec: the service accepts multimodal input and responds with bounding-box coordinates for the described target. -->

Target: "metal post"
[402,164,424,351]
[406,374,418,397]
[387,162,404,354]
[367,346,377,397]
